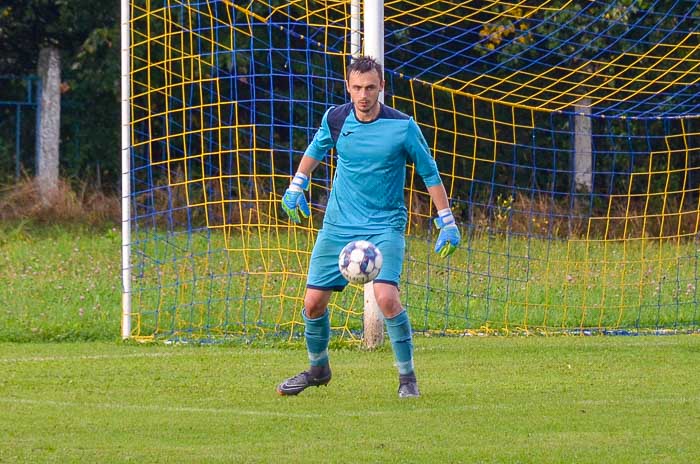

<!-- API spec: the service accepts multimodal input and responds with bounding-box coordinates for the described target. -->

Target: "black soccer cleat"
[398,372,420,398]
[276,367,332,396]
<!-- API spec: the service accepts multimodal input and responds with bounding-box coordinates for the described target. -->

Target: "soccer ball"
[338,240,383,284]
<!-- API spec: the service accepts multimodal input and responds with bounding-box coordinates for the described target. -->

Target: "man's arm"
[403,118,460,258]
[427,184,450,211]
[281,155,323,223]
[296,155,322,178]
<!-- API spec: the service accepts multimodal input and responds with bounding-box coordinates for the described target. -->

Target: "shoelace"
[288,372,310,384]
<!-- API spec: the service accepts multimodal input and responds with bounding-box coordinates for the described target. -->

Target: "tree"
[0,1,119,196]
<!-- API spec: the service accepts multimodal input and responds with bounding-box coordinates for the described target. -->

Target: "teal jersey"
[304,103,442,232]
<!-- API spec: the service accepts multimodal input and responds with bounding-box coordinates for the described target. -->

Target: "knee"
[303,297,327,318]
[375,291,402,318]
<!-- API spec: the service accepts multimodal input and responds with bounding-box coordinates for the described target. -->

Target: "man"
[277,56,460,398]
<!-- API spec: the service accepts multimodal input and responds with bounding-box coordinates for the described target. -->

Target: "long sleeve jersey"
[304,102,443,232]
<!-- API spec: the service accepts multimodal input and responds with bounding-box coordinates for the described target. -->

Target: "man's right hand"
[281,172,310,223]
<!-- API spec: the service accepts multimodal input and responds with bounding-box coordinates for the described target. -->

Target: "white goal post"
[120,0,131,340]
[121,0,387,345]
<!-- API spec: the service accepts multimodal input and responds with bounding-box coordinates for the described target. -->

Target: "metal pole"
[350,0,361,59]
[120,0,132,339]
[15,105,21,180]
[363,0,384,103]
[362,0,385,348]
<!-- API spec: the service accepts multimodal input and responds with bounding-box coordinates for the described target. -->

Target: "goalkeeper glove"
[281,172,310,223]
[433,208,460,258]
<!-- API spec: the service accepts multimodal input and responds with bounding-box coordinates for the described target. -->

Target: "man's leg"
[374,282,420,398]
[303,293,332,377]
[277,289,333,396]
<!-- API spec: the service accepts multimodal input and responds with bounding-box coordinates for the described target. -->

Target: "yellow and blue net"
[127,1,700,340]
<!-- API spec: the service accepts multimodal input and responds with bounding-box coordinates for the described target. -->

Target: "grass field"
[2,336,700,463]
[2,223,700,462]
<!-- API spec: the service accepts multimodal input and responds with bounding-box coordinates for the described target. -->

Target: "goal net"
[124,0,700,341]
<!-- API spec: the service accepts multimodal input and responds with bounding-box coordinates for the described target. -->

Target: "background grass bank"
[0,223,120,342]
[2,223,698,343]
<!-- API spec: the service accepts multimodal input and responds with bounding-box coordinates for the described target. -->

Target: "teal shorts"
[306,228,405,291]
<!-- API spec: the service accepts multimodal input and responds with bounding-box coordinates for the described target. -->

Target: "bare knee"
[303,288,332,318]
[373,283,403,318]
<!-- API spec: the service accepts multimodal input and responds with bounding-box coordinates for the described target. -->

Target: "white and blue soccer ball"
[338,240,383,284]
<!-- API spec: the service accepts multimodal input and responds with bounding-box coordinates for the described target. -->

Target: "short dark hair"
[347,56,383,80]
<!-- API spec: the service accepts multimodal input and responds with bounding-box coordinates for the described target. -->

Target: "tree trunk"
[36,45,61,205]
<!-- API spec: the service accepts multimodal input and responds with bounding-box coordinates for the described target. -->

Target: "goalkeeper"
[277,56,460,398]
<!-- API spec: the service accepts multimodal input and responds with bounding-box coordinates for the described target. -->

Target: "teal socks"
[303,309,330,367]
[385,310,415,375]
[304,308,413,376]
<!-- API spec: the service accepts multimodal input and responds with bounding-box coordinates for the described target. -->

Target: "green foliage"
[62,22,120,186]
[1,1,698,204]
[0,0,118,73]
[0,0,120,187]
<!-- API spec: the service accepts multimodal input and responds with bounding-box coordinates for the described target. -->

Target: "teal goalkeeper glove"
[433,208,460,258]
[281,172,310,223]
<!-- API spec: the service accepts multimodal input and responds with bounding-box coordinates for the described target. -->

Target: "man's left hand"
[433,209,460,258]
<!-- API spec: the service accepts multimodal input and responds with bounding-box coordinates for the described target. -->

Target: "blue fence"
[0,76,39,180]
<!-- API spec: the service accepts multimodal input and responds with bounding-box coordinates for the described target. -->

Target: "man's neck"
[355,103,381,122]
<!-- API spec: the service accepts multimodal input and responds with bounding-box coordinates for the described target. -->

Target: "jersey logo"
[341,131,354,137]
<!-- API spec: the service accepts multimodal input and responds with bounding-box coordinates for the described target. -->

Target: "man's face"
[346,69,384,119]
